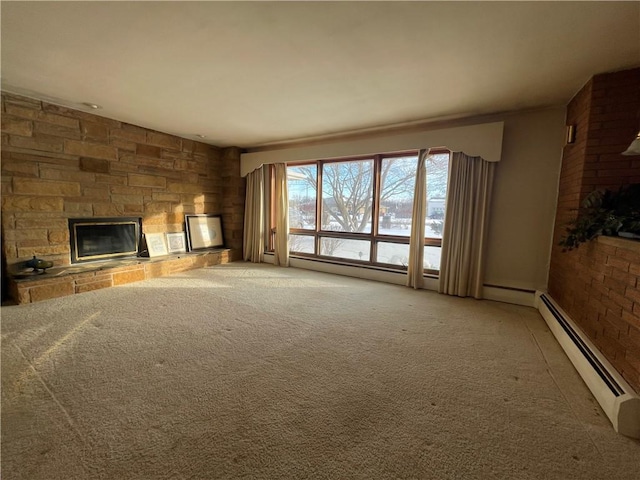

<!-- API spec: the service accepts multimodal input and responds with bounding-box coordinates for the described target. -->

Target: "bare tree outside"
[425,153,450,199]
[288,166,317,230]
[288,233,344,256]
[286,153,449,265]
[322,160,374,233]
[288,234,314,254]
[293,157,418,232]
[379,156,420,233]
[425,153,450,238]
[319,237,345,256]
[290,154,449,235]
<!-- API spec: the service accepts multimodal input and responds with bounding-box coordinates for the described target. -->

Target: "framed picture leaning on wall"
[166,232,187,254]
[144,233,168,257]
[185,214,224,251]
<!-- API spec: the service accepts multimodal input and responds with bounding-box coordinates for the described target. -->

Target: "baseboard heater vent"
[536,292,640,438]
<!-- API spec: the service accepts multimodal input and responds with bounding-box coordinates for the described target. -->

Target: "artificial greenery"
[559,183,640,251]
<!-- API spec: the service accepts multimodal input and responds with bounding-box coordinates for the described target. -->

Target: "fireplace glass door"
[69,218,141,263]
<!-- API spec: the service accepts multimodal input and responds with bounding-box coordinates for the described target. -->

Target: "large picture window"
[279,151,450,274]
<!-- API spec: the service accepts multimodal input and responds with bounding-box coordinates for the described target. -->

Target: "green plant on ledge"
[559,183,640,251]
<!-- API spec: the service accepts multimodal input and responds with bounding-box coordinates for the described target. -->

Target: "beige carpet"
[2,262,639,479]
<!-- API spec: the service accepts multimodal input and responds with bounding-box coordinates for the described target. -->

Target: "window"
[277,151,450,274]
[322,159,374,233]
[287,165,317,230]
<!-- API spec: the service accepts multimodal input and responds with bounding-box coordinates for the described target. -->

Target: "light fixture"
[622,131,640,156]
[82,102,101,110]
[195,134,206,139]
[566,125,576,144]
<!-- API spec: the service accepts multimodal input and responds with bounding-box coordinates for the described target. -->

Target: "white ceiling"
[1,1,639,148]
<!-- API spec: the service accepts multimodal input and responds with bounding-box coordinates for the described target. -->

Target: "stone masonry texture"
[1,92,245,274]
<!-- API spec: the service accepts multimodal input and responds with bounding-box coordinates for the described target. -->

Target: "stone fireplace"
[1,92,246,303]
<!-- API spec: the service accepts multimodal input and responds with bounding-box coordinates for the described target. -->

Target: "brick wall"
[548,67,640,392]
[1,92,245,271]
[585,69,640,189]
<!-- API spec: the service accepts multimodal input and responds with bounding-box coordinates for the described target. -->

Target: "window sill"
[265,252,439,277]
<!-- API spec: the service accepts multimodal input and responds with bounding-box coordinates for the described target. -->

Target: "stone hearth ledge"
[7,248,233,305]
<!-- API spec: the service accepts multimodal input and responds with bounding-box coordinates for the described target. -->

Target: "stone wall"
[221,147,245,254]
[10,250,232,305]
[548,67,640,392]
[1,92,245,272]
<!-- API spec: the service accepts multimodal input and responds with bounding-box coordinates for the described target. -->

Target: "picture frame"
[166,232,187,254]
[145,232,168,257]
[185,214,224,251]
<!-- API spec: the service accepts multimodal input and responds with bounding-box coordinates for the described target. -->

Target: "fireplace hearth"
[69,217,142,263]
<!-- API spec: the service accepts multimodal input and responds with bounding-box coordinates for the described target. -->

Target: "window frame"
[271,149,450,275]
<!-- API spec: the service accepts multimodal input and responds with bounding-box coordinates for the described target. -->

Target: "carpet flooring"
[2,262,639,479]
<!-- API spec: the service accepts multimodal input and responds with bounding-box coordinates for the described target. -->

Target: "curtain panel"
[273,163,290,267]
[406,149,430,289]
[243,167,265,263]
[439,152,495,299]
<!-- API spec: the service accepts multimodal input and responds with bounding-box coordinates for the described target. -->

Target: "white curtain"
[273,163,290,267]
[439,152,495,299]
[406,149,430,289]
[243,167,265,263]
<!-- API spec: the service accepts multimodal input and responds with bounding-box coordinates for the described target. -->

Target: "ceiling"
[1,2,639,149]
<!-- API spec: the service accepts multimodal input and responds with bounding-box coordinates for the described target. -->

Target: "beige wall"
[241,121,504,175]
[484,107,565,291]
[246,107,566,296]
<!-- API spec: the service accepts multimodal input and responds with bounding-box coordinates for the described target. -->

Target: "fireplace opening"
[69,217,142,263]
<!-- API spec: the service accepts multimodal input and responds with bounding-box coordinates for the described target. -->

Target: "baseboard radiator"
[535,292,640,439]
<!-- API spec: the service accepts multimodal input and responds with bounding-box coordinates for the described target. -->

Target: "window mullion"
[315,162,323,255]
[371,155,382,263]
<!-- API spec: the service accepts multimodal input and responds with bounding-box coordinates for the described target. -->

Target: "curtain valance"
[240,121,503,177]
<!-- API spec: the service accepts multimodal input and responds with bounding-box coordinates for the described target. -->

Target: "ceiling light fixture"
[195,134,206,139]
[622,131,640,156]
[82,102,102,110]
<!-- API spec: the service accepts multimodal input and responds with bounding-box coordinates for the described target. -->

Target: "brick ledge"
[597,235,640,254]
[7,248,236,305]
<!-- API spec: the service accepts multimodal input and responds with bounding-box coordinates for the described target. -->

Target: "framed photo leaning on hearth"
[185,214,224,251]
[145,232,168,257]
[166,232,187,254]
